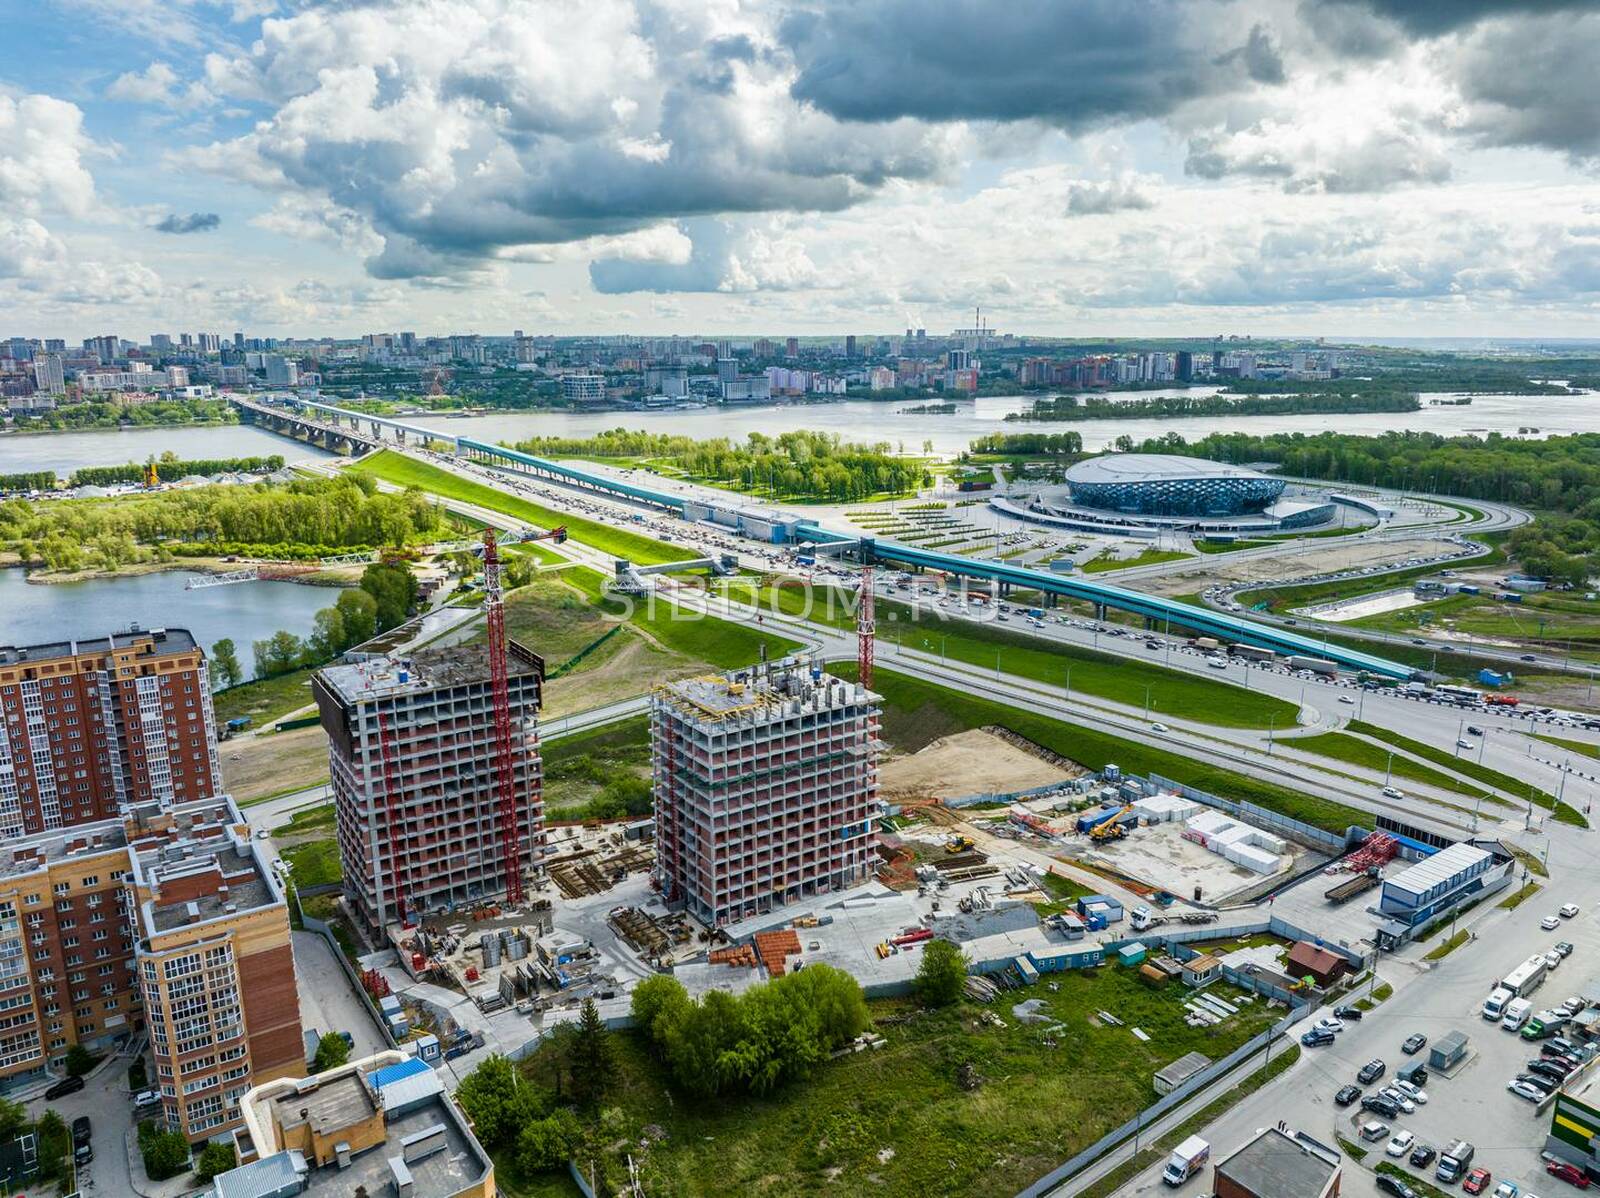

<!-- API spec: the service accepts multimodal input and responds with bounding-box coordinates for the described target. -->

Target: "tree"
[568,998,613,1109]
[253,630,305,679]
[516,1109,581,1174]
[64,1043,96,1077]
[210,638,243,690]
[0,1097,26,1142]
[308,606,346,663]
[453,1055,546,1151]
[914,938,969,1008]
[311,1032,350,1073]
[37,1111,69,1183]
[361,561,418,632]
[138,1120,191,1180]
[335,587,378,648]
[195,1141,236,1182]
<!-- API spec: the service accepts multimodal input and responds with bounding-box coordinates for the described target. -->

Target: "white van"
[1502,996,1533,1031]
[1483,986,1513,1020]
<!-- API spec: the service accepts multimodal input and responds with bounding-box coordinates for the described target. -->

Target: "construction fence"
[1014,1000,1313,1198]
[1145,772,1365,856]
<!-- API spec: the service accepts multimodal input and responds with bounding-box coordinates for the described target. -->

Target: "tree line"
[0,474,444,574]
[239,561,419,682]
[11,398,237,430]
[1007,391,1421,422]
[969,432,1084,458]
[71,453,285,487]
[629,965,869,1098]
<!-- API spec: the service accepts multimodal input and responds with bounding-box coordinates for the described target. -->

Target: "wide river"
[0,567,336,681]
[4,388,1590,472]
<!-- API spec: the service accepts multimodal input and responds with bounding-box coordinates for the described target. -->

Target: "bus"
[1435,684,1483,704]
[1502,954,1548,999]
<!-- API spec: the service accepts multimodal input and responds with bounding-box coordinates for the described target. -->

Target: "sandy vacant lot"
[1139,535,1450,597]
[880,728,1075,802]
[221,725,330,802]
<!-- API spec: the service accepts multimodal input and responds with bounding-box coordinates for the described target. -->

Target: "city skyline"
[4,1,1600,338]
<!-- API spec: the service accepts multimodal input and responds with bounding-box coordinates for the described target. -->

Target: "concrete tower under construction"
[651,660,882,927]
[314,643,545,932]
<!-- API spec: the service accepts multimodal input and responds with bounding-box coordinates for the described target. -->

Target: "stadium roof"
[1064,454,1271,485]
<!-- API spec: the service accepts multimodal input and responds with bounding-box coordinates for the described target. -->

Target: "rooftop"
[273,1072,376,1139]
[1215,1126,1341,1198]
[302,1097,489,1198]
[0,818,128,881]
[141,841,278,934]
[1063,454,1272,486]
[1383,842,1491,898]
[317,640,542,704]
[657,659,878,727]
[0,625,198,667]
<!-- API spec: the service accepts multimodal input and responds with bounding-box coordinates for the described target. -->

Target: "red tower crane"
[858,562,875,687]
[481,526,526,906]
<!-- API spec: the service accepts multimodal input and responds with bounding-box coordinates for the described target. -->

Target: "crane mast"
[481,527,525,905]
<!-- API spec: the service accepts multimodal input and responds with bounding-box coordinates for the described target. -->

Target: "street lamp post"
[1064,665,1072,704]
[1268,714,1276,755]
[1144,684,1153,722]
[1385,749,1395,786]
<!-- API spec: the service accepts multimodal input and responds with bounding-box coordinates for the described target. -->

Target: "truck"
[1161,1136,1210,1186]
[1483,986,1513,1020]
[1130,904,1166,931]
[1503,953,1549,998]
[1230,644,1275,663]
[1437,1140,1475,1185]
[1486,693,1520,707]
[1502,996,1533,1031]
[1522,1010,1568,1040]
[1193,636,1220,651]
[1324,866,1381,905]
[1403,681,1431,695]
[1286,655,1338,676]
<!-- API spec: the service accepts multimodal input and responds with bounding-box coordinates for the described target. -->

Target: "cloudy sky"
[5,0,1600,339]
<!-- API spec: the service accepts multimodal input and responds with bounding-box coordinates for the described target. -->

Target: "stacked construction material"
[1182,811,1288,874]
[1132,793,1202,823]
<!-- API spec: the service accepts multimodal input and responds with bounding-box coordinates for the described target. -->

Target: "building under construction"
[314,641,545,933]
[651,659,882,928]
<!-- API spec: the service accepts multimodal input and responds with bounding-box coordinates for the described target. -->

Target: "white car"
[1385,1129,1415,1157]
[1545,951,1562,970]
[1208,658,1229,669]
[1561,903,1580,918]
[1508,1078,1546,1102]
[1456,739,1473,749]
[1151,723,1169,733]
[1493,1184,1520,1198]
[1338,695,1355,704]
[1382,786,1404,799]
[1380,1086,1416,1114]
[1392,1078,1428,1104]
[1542,915,1563,931]
[1313,1017,1345,1035]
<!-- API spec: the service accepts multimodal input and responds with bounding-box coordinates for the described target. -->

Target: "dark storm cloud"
[1455,16,1600,159]
[1320,0,1595,36]
[154,211,221,233]
[782,0,1279,130]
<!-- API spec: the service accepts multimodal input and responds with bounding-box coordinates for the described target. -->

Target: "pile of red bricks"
[753,929,802,976]
[708,944,758,968]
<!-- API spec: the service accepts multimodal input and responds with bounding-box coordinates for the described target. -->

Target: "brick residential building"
[0,628,223,837]
[314,643,545,934]
[651,660,881,927]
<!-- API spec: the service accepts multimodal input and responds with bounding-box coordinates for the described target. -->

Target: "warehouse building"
[1213,1125,1342,1198]
[0,626,224,836]
[652,660,881,927]
[315,644,546,933]
[1375,841,1515,948]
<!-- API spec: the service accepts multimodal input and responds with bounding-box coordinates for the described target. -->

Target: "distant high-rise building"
[716,357,739,384]
[645,365,688,398]
[150,334,172,353]
[314,645,545,932]
[233,332,244,348]
[398,331,417,352]
[0,628,224,836]
[197,333,221,353]
[753,338,775,357]
[264,356,299,386]
[85,334,120,363]
[560,373,607,407]
[32,354,64,395]
[1176,350,1194,382]
[845,335,857,358]
[178,333,193,349]
[946,349,973,371]
[43,339,64,354]
[785,337,800,357]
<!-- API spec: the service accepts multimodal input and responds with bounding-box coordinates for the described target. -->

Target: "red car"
[1463,1169,1492,1195]
[1549,1160,1593,1188]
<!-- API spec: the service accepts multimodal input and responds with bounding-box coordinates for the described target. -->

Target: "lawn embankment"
[213,668,318,728]
[542,717,651,815]
[833,663,1366,834]
[1287,731,1498,803]
[747,579,1300,730]
[1079,548,1191,573]
[1534,733,1600,761]
[352,449,695,566]
[1347,721,1586,826]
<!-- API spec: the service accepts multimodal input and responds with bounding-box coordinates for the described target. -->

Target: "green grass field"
[213,668,318,728]
[746,579,1300,730]
[503,967,1276,1198]
[1347,720,1586,825]
[352,450,695,565]
[1079,548,1191,573]
[543,717,651,813]
[1287,731,1496,802]
[1193,539,1268,554]
[838,663,1366,833]
[1351,590,1600,654]
[282,838,341,888]
[1533,733,1600,761]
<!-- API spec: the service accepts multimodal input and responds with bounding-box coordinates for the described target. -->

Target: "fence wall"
[1015,1000,1314,1198]
[299,911,398,1049]
[1146,772,1362,855]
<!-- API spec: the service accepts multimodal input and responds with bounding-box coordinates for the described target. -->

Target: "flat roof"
[657,660,877,727]
[317,641,540,704]
[1216,1126,1340,1197]
[1383,843,1490,899]
[1064,454,1272,486]
[0,626,197,666]
[143,842,277,933]
[273,1072,375,1140]
[300,1097,490,1198]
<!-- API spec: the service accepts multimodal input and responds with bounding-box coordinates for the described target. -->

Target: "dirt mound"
[880,728,1073,801]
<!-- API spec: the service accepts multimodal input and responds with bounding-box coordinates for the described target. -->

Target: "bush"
[311,1032,350,1073]
[517,1108,582,1174]
[914,939,969,1008]
[454,1055,549,1152]
[36,1111,70,1183]
[195,1141,236,1182]
[64,1043,97,1077]
[139,1120,191,1180]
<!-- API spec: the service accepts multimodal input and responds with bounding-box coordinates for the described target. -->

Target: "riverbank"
[10,558,363,587]
[0,415,239,438]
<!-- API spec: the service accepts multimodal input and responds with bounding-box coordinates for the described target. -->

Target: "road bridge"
[231,395,382,454]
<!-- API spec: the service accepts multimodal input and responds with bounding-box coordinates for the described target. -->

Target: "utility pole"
[1385,749,1395,786]
[1143,684,1153,722]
